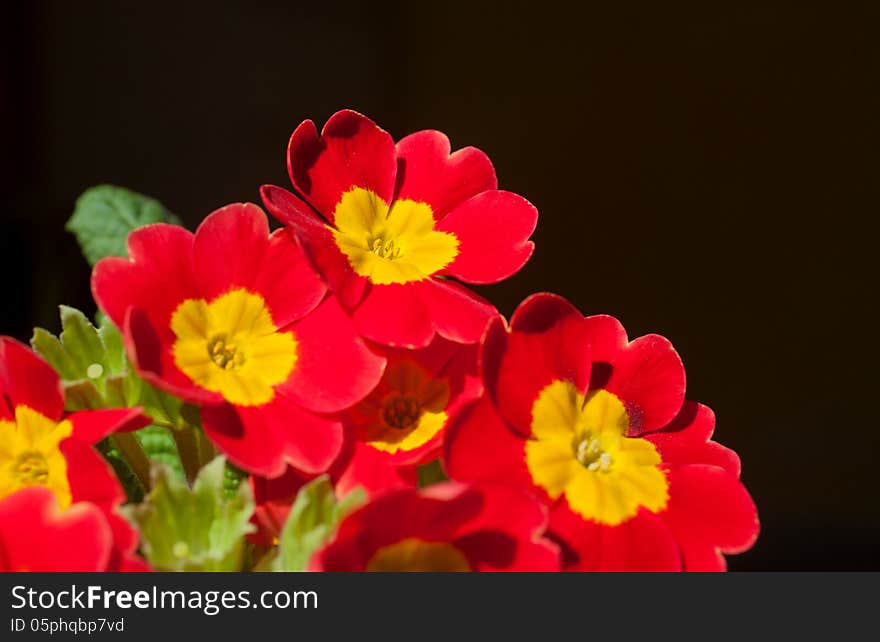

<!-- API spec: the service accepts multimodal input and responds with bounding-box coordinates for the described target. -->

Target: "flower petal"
[444,397,533,488]
[0,487,112,571]
[493,298,593,436]
[202,397,343,478]
[662,464,759,571]
[420,279,498,345]
[261,184,368,310]
[394,130,497,220]
[333,441,417,498]
[645,402,741,476]
[605,333,686,435]
[0,337,64,421]
[437,190,537,284]
[280,295,385,413]
[67,407,151,445]
[352,283,434,348]
[92,223,198,338]
[549,502,682,571]
[288,110,396,223]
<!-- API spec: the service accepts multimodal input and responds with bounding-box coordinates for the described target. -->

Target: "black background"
[2,2,877,570]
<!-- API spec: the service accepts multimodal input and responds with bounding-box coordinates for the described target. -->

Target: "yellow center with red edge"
[355,360,449,454]
[0,406,72,508]
[525,381,669,526]
[171,288,298,406]
[331,187,459,285]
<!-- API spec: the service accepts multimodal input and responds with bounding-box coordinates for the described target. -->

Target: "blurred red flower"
[312,482,559,571]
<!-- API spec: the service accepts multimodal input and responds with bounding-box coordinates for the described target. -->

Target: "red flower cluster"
[0,338,149,571]
[3,109,758,572]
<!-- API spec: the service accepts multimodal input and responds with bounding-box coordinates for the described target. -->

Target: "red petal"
[261,185,368,310]
[192,203,270,301]
[315,484,482,571]
[394,130,497,220]
[333,441,417,498]
[438,191,537,284]
[353,283,434,348]
[646,402,741,476]
[193,202,327,327]
[0,488,112,572]
[509,292,583,333]
[495,309,592,436]
[549,503,682,571]
[581,314,629,366]
[444,398,533,489]
[281,295,386,413]
[605,333,686,435]
[63,438,126,511]
[201,402,287,478]
[450,483,560,572]
[92,223,198,336]
[67,407,151,445]
[205,396,344,477]
[0,337,64,421]
[288,110,397,222]
[420,279,498,345]
[662,465,759,571]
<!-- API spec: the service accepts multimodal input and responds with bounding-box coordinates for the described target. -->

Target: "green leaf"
[66,184,181,266]
[271,476,366,572]
[124,457,255,572]
[32,306,124,409]
[31,307,187,479]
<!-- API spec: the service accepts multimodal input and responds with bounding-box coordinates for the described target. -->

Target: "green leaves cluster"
[125,457,255,572]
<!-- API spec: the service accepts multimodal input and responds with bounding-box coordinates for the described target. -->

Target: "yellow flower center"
[171,288,298,407]
[331,187,459,285]
[0,406,72,509]
[366,538,471,572]
[525,381,668,526]
[355,361,449,454]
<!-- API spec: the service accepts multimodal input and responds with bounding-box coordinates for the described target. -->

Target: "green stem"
[173,425,201,484]
[173,423,215,484]
[111,432,152,491]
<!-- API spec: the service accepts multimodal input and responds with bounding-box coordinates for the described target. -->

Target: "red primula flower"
[334,337,482,496]
[92,203,385,477]
[312,482,559,571]
[261,109,538,348]
[444,294,759,571]
[0,337,150,571]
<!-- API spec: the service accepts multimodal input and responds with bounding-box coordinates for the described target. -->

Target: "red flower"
[444,294,759,571]
[92,203,385,477]
[0,337,150,571]
[334,337,482,497]
[312,482,559,571]
[261,109,538,348]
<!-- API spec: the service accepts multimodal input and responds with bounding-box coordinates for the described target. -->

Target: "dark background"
[2,2,877,570]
